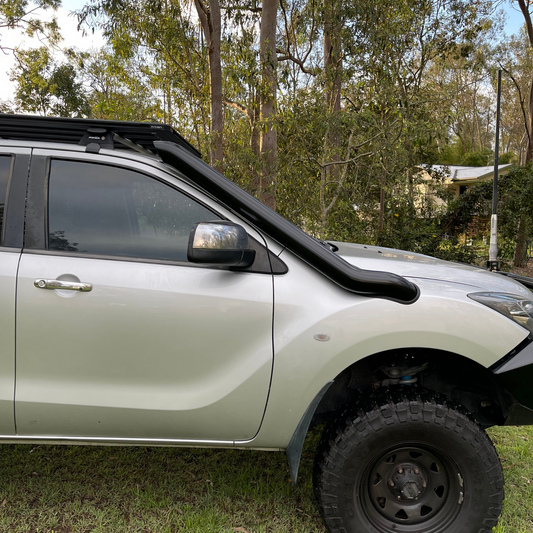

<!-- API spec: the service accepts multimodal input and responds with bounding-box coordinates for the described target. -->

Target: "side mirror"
[187,221,256,268]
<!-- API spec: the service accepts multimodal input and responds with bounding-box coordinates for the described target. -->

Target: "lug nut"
[414,468,419,475]
[422,482,427,488]
[389,480,395,487]
[398,468,403,474]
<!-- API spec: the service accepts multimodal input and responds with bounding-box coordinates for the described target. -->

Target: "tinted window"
[0,156,12,243]
[48,160,218,261]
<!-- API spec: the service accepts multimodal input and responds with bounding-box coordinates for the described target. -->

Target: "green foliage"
[497,164,533,255]
[10,47,90,117]
[78,0,211,148]
[0,0,61,49]
[75,48,163,121]
[498,152,516,164]
[438,141,515,167]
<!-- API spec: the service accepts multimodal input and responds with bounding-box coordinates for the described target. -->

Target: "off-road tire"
[314,390,504,533]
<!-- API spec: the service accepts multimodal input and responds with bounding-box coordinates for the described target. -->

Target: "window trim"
[0,150,30,249]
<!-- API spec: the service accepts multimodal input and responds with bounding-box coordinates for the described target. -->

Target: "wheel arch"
[286,347,513,484]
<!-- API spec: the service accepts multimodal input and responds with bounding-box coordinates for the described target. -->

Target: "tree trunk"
[323,0,342,180]
[259,0,278,210]
[250,92,261,194]
[194,0,224,172]
[513,0,532,266]
[514,217,529,268]
[514,0,532,162]
[378,178,385,235]
[526,77,533,164]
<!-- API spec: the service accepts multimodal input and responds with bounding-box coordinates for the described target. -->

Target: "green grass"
[0,426,531,532]
[489,426,533,533]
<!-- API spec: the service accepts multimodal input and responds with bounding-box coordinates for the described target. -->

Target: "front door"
[15,154,273,442]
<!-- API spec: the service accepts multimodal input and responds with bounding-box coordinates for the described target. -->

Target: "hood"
[332,241,531,296]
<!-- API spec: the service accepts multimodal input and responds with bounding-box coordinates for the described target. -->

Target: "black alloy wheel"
[313,390,504,533]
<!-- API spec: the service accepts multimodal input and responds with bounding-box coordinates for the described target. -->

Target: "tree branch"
[224,98,247,114]
[320,150,374,168]
[518,0,533,47]
[276,50,315,74]
[500,65,530,146]
[221,5,262,12]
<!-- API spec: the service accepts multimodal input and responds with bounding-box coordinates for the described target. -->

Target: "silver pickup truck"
[1,113,532,533]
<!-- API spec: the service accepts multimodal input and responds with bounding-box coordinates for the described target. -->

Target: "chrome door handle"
[34,279,93,292]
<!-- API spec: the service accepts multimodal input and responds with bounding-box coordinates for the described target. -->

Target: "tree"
[258,0,279,210]
[79,0,211,147]
[516,0,533,164]
[338,0,496,241]
[194,0,224,171]
[72,0,506,259]
[0,0,61,51]
[76,48,163,121]
[496,29,533,162]
[494,2,533,267]
[10,46,90,116]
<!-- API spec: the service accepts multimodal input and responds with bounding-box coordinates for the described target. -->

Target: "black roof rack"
[0,113,202,158]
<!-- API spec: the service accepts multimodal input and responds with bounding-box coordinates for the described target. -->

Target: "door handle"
[34,279,93,292]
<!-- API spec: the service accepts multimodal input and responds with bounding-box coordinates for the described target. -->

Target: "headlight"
[468,292,533,335]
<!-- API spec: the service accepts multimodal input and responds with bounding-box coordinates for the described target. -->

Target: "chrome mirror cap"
[188,221,255,267]
[192,222,248,250]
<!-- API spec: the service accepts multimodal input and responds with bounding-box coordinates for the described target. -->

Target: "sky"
[0,0,528,103]
[505,1,526,34]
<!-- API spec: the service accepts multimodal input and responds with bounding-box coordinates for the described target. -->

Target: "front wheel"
[313,390,504,533]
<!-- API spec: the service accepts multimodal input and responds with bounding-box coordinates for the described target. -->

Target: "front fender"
[250,269,527,449]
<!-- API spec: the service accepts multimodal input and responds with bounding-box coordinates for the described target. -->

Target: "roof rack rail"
[0,113,202,158]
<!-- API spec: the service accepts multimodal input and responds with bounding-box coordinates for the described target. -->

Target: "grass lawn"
[0,425,531,532]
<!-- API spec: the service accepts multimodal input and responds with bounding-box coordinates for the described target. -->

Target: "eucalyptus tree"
[79,0,211,149]
[516,0,533,164]
[193,0,223,171]
[496,28,533,163]
[492,2,533,267]
[0,0,61,51]
[76,48,163,121]
[9,46,90,116]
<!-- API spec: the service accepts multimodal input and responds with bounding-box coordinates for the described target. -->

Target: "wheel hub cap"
[388,464,427,500]
[365,446,461,527]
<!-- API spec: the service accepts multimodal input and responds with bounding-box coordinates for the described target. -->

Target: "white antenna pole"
[488,69,502,271]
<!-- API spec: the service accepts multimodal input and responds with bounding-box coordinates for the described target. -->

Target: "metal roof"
[425,164,512,182]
